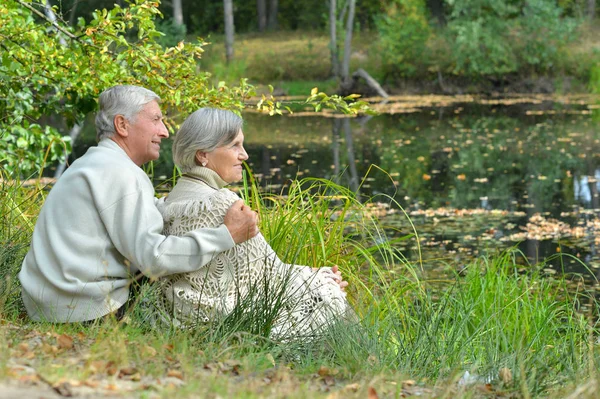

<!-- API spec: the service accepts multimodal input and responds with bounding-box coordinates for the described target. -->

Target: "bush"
[376,0,431,78]
[447,0,580,77]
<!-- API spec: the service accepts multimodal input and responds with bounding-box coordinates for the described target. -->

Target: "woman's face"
[205,130,249,183]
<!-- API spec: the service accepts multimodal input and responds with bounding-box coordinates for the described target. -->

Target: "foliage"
[446,0,580,76]
[0,0,254,178]
[375,0,431,77]
[155,17,187,48]
[0,171,44,316]
[155,0,385,35]
[0,1,371,179]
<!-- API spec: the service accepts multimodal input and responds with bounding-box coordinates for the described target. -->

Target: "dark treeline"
[54,0,594,35]
[51,0,598,89]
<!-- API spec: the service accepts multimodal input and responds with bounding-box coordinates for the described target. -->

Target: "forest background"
[53,0,600,95]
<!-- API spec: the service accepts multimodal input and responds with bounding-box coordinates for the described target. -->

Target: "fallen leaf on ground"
[57,334,74,349]
[166,369,183,379]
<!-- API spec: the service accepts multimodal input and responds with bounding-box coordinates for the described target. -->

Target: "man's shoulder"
[62,146,150,191]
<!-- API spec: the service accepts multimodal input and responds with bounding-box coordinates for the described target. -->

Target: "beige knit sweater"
[157,166,349,339]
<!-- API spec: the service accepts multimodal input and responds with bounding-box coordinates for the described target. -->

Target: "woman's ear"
[114,115,129,138]
[195,151,208,167]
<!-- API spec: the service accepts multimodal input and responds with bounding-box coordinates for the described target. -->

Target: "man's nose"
[159,121,169,138]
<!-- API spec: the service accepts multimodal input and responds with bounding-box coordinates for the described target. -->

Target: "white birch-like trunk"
[173,0,184,27]
[257,0,267,31]
[224,0,234,63]
[329,0,339,79]
[341,0,355,83]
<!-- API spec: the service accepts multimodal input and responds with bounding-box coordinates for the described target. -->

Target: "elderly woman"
[157,108,351,340]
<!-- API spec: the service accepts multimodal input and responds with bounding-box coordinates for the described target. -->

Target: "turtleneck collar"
[184,166,229,189]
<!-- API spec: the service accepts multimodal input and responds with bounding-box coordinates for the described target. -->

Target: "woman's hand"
[331,265,349,291]
[314,265,348,291]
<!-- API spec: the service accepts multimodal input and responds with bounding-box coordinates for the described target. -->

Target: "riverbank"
[199,23,600,97]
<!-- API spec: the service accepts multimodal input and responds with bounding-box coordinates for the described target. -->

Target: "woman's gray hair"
[95,85,161,141]
[173,108,243,173]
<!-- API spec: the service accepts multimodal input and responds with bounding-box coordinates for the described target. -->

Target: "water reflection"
[69,96,600,277]
[575,171,600,207]
[242,99,600,276]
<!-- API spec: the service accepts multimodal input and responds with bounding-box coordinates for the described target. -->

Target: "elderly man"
[19,85,259,323]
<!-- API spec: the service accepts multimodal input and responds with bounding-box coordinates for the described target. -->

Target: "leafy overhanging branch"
[0,0,373,177]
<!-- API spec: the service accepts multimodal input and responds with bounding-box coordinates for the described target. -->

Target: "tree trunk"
[173,0,184,27]
[267,0,278,30]
[588,0,596,20]
[343,118,360,198]
[44,0,82,178]
[341,0,355,84]
[329,0,339,79]
[352,68,388,98]
[257,0,267,32]
[224,0,234,63]
[68,0,80,26]
[426,0,445,26]
[43,0,67,46]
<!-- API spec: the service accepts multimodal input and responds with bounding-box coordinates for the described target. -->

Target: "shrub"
[376,0,431,78]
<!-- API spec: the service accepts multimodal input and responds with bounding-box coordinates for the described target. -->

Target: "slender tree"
[224,0,234,63]
[341,0,355,84]
[267,0,278,30]
[588,0,596,20]
[68,0,80,25]
[173,0,183,27]
[257,0,267,31]
[329,0,339,78]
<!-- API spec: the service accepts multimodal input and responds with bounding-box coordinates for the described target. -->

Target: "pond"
[72,94,600,281]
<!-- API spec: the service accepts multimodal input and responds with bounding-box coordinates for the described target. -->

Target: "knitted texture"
[157,168,349,340]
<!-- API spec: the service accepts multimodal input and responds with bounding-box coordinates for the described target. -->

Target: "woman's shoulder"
[159,185,240,221]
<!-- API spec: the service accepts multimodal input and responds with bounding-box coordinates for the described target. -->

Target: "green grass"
[1,170,599,398]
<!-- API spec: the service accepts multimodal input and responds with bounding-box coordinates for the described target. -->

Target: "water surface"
[73,94,600,279]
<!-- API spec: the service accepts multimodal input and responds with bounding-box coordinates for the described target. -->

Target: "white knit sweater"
[19,140,235,322]
[157,166,349,339]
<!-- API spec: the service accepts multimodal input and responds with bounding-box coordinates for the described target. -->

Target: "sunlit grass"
[0,170,599,397]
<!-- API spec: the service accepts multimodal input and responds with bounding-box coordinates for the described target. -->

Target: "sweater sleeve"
[100,182,235,279]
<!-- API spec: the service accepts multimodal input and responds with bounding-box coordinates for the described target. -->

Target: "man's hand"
[224,199,259,244]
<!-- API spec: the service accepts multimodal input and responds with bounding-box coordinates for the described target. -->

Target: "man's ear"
[114,115,129,138]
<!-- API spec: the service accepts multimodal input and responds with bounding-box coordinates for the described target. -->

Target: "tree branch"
[14,0,79,41]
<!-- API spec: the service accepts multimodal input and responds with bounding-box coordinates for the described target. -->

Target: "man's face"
[125,101,169,166]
